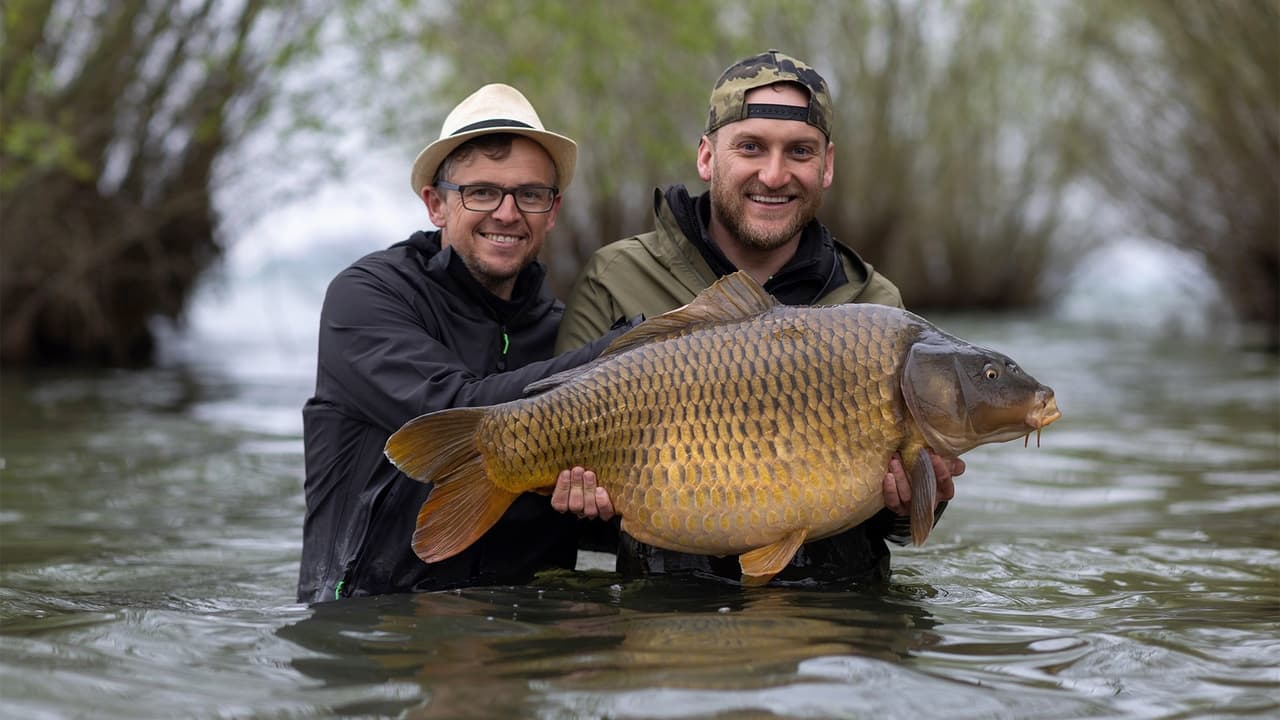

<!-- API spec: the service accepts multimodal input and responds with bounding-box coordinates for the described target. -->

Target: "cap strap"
[745,103,810,123]
[452,118,535,135]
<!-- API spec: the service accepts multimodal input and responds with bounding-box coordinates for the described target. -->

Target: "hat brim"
[410,127,578,197]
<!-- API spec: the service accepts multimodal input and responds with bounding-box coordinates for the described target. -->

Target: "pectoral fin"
[738,529,807,586]
[908,448,937,546]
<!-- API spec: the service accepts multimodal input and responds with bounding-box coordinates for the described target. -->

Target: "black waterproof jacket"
[298,231,618,604]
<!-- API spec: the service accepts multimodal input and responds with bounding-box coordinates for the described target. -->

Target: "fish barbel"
[386,271,1061,585]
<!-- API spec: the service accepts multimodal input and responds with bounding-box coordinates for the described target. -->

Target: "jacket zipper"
[336,446,401,601]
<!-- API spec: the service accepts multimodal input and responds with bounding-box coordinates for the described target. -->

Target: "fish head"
[901,338,1061,456]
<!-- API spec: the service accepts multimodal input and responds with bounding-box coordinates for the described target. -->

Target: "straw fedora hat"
[409,83,578,197]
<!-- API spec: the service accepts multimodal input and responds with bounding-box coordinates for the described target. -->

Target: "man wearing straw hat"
[298,84,623,603]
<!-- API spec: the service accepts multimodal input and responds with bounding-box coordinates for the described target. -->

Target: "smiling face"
[423,136,561,300]
[698,83,834,255]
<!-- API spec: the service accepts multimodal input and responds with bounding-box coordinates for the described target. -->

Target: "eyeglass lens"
[461,185,555,212]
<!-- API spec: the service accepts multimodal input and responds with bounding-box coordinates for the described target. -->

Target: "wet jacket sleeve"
[316,266,615,434]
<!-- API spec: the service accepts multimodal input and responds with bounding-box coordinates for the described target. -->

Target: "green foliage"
[1,118,94,188]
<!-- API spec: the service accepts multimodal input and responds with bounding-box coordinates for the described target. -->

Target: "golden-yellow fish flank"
[482,305,910,553]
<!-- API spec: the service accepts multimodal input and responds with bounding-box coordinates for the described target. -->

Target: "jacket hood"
[393,230,557,330]
[655,184,861,306]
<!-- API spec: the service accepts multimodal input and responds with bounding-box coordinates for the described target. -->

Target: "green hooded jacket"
[556,186,902,354]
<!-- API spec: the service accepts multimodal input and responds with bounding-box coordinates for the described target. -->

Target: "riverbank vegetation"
[3,0,1275,366]
[0,1,327,365]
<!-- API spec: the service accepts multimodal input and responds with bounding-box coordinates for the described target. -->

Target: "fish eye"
[983,364,1000,380]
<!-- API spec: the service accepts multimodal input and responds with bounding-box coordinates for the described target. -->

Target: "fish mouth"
[1023,392,1060,448]
[1026,393,1061,429]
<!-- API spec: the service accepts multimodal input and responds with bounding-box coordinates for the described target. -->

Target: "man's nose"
[490,192,522,222]
[758,151,790,188]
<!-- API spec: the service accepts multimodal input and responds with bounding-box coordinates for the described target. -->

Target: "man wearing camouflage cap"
[556,50,965,585]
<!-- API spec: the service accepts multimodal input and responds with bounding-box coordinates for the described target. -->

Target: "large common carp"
[386,271,1061,585]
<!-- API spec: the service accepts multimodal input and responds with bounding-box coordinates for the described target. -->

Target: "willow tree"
[736,0,1097,309]
[1070,0,1279,348]
[1,0,326,366]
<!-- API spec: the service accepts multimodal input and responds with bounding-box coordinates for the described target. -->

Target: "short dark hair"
[433,133,560,187]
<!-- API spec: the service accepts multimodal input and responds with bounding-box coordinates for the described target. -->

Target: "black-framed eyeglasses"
[435,181,559,213]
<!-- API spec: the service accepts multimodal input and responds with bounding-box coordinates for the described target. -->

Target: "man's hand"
[883,451,963,516]
[550,466,615,521]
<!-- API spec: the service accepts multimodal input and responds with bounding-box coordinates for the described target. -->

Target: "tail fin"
[385,407,485,483]
[384,408,519,564]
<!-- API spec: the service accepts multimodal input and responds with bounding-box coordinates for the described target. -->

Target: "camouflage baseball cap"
[705,49,832,139]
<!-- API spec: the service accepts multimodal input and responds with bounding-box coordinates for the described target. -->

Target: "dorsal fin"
[600,270,779,358]
[524,272,778,397]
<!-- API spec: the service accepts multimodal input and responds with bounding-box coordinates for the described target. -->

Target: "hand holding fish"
[884,452,962,516]
[551,466,614,520]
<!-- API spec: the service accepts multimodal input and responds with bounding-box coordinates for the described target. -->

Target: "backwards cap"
[705,49,833,139]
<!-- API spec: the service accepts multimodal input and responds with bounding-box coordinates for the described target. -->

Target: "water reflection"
[280,577,949,717]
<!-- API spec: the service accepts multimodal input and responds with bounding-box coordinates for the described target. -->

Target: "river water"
[1,239,1277,718]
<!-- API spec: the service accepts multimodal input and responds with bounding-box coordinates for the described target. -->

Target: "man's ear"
[423,185,447,227]
[696,135,714,183]
[823,140,835,189]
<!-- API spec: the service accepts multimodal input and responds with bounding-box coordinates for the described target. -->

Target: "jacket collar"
[405,230,554,327]
[658,184,848,305]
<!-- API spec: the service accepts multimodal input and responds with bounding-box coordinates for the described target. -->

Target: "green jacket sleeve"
[556,252,624,353]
